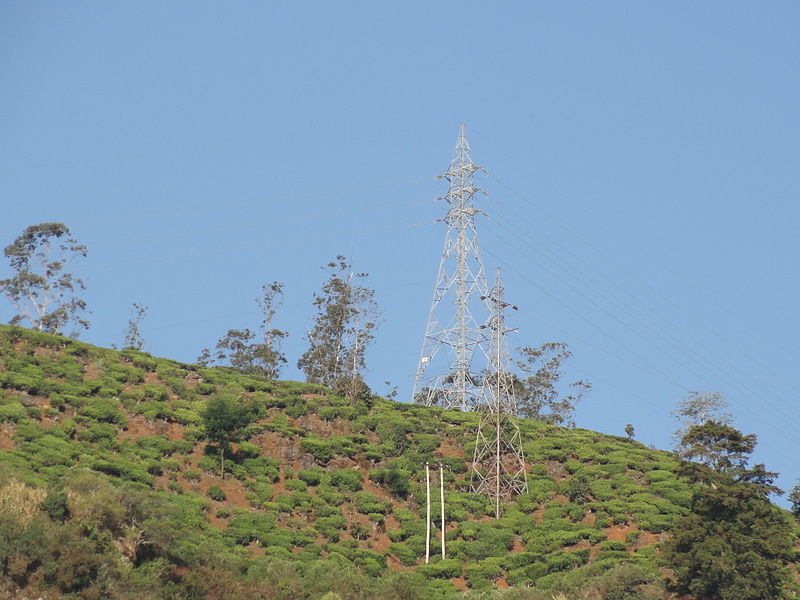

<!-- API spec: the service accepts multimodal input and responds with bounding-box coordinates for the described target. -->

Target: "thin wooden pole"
[425,463,431,564]
[439,463,445,559]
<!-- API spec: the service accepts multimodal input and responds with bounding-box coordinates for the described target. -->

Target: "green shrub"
[601,540,628,552]
[299,467,327,487]
[0,400,26,423]
[354,492,391,515]
[317,485,345,506]
[49,393,66,410]
[76,423,117,442]
[173,408,202,426]
[350,522,370,540]
[198,456,223,476]
[546,550,588,573]
[412,433,440,453]
[417,558,461,579]
[235,441,261,459]
[285,478,308,492]
[330,469,362,492]
[389,543,418,566]
[162,458,180,472]
[315,516,347,541]
[207,486,226,501]
[370,467,411,499]
[300,437,334,463]
[183,425,205,443]
[225,511,278,545]
[137,401,173,421]
[245,481,273,508]
[464,557,504,589]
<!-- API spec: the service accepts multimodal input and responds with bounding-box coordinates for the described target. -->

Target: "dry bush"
[0,478,46,528]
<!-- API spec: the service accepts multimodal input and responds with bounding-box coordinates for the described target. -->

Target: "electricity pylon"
[412,123,490,411]
[471,268,528,518]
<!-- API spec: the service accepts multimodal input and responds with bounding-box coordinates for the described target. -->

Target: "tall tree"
[665,422,796,599]
[297,256,379,401]
[513,342,590,427]
[676,420,756,475]
[198,282,288,379]
[123,302,148,351]
[672,391,732,448]
[624,423,635,442]
[0,223,89,334]
[788,481,800,519]
[200,395,251,479]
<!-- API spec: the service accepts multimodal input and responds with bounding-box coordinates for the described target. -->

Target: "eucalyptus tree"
[513,342,591,427]
[297,255,379,402]
[198,282,288,379]
[0,222,89,334]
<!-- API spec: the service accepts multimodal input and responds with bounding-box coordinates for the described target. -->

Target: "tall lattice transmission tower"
[412,123,490,411]
[471,268,528,518]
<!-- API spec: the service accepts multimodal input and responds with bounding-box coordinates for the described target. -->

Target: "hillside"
[0,325,705,599]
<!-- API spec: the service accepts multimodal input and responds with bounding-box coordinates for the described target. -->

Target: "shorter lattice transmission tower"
[412,123,490,411]
[471,268,528,518]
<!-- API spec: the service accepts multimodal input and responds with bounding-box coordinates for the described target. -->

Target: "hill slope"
[0,325,698,599]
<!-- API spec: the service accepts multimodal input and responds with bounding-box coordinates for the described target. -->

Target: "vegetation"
[297,255,379,402]
[514,342,590,427]
[664,421,797,599]
[0,324,796,599]
[671,390,732,447]
[198,282,288,379]
[0,222,89,334]
[122,302,148,351]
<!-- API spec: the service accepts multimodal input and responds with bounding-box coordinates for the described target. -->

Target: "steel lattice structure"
[412,123,490,411]
[471,268,528,518]
[412,123,488,410]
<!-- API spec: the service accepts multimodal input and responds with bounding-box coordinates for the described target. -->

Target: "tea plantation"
[0,325,791,599]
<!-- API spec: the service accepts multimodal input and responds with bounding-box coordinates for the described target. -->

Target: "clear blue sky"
[2,2,798,499]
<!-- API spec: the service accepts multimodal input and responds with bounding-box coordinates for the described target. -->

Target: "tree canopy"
[513,342,590,427]
[297,256,379,401]
[201,395,252,478]
[665,421,796,599]
[0,222,89,334]
[198,282,288,379]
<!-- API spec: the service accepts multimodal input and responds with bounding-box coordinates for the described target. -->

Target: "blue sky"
[2,2,798,499]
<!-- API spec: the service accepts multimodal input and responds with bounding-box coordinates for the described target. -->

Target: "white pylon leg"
[412,123,490,411]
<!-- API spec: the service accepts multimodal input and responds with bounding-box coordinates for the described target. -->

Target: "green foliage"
[354,492,392,515]
[207,485,226,501]
[0,324,757,600]
[329,468,363,492]
[514,342,591,426]
[665,477,796,599]
[678,420,756,473]
[198,282,288,378]
[296,256,379,401]
[201,394,252,478]
[0,399,26,422]
[417,558,462,579]
[665,423,796,599]
[298,467,328,487]
[370,466,412,499]
[79,397,125,424]
[300,436,335,463]
[314,515,347,541]
[1,223,90,333]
